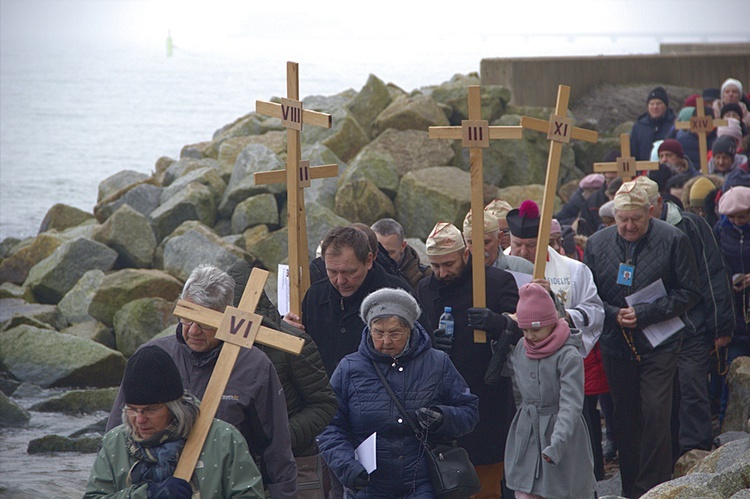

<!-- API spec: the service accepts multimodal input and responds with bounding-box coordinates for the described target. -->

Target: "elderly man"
[107,265,297,498]
[658,139,699,177]
[630,86,677,161]
[463,208,533,274]
[417,222,518,499]
[371,217,431,292]
[485,198,514,250]
[584,182,701,498]
[506,200,605,357]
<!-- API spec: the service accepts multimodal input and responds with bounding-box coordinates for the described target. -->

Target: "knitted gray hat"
[360,288,421,329]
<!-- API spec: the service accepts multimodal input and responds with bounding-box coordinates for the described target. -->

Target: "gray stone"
[674,449,711,477]
[302,107,369,163]
[334,179,396,226]
[640,473,721,498]
[212,112,283,143]
[25,237,118,304]
[301,143,347,211]
[345,74,393,139]
[58,269,106,325]
[150,182,217,242]
[88,269,183,327]
[159,221,256,282]
[0,282,35,302]
[358,128,456,178]
[60,320,115,349]
[162,157,221,187]
[303,90,358,115]
[715,431,750,447]
[573,136,622,173]
[0,233,63,285]
[29,387,118,415]
[97,170,151,203]
[339,146,400,198]
[180,141,213,159]
[730,489,750,498]
[242,225,270,251]
[216,132,287,179]
[0,236,22,259]
[496,184,562,214]
[69,417,108,438]
[27,434,100,454]
[231,193,279,233]
[113,297,175,357]
[305,202,352,261]
[705,460,750,498]
[37,203,95,234]
[394,166,499,238]
[92,205,156,268]
[93,183,163,223]
[430,74,510,124]
[373,94,450,136]
[0,390,30,427]
[159,166,226,206]
[693,437,750,475]
[0,298,65,331]
[723,357,750,433]
[249,228,289,271]
[218,143,286,216]
[0,325,126,388]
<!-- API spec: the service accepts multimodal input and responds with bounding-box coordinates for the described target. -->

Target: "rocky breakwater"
[0,72,701,490]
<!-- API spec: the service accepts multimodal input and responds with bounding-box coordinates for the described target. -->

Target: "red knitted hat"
[516,283,558,330]
[658,139,684,159]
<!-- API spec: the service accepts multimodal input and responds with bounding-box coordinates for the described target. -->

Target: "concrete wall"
[661,43,750,54]
[481,53,750,106]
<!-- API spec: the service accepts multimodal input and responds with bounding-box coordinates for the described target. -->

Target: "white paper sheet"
[625,278,684,347]
[277,264,290,317]
[354,432,377,473]
[508,271,533,289]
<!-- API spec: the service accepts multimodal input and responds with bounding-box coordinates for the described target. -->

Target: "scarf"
[127,418,186,486]
[524,318,571,359]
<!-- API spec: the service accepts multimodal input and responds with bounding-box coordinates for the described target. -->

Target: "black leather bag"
[371,360,481,498]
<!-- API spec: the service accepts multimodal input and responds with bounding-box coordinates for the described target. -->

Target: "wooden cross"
[520,85,598,280]
[253,61,337,317]
[674,97,728,175]
[593,133,659,182]
[172,267,305,480]
[429,85,524,343]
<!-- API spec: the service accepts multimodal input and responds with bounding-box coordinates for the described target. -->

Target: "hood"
[566,329,583,349]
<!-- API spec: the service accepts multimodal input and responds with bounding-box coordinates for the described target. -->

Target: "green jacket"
[84,419,264,498]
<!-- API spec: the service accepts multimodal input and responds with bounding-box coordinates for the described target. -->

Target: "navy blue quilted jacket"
[630,108,677,161]
[318,322,479,497]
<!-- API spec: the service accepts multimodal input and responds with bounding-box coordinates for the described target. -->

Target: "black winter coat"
[630,109,677,161]
[584,219,701,360]
[714,217,750,338]
[417,258,519,465]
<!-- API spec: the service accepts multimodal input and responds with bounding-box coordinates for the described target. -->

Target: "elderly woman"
[318,288,479,497]
[712,78,750,130]
[85,345,263,498]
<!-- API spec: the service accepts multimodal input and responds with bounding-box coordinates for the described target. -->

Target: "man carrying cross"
[106,264,298,498]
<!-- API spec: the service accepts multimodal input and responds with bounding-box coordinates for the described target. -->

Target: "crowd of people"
[87,77,750,498]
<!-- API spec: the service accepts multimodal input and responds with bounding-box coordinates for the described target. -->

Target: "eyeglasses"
[125,404,166,419]
[179,319,215,333]
[371,330,407,341]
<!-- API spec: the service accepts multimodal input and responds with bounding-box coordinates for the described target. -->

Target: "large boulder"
[430,74,510,124]
[161,158,221,187]
[248,228,289,271]
[97,170,151,203]
[159,166,226,206]
[301,143,347,211]
[495,184,562,213]
[113,297,175,357]
[25,237,118,304]
[93,183,163,223]
[372,94,450,136]
[0,298,65,331]
[88,269,183,327]
[334,179,396,226]
[37,203,96,234]
[0,390,30,427]
[159,221,256,282]
[339,146,400,198]
[345,74,393,139]
[29,387,118,415]
[301,105,369,163]
[573,135,621,173]
[149,182,217,242]
[217,133,288,178]
[0,325,126,388]
[723,357,750,433]
[218,143,286,216]
[92,205,157,268]
[358,128,456,178]
[395,166,499,238]
[231,193,279,233]
[0,233,63,285]
[305,202,352,261]
[57,269,106,325]
[212,112,283,146]
[60,320,115,349]
[27,435,100,454]
[180,141,213,159]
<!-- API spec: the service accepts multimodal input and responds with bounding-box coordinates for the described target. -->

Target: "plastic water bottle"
[438,306,455,338]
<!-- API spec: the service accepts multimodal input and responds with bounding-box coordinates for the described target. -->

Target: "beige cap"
[463,209,500,238]
[426,222,466,256]
[634,175,659,200]
[689,177,715,208]
[484,199,513,220]
[614,181,650,211]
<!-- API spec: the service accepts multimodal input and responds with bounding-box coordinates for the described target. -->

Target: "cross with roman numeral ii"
[171,267,304,481]
[593,133,659,182]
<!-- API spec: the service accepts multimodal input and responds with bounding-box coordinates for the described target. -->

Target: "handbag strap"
[370,359,423,438]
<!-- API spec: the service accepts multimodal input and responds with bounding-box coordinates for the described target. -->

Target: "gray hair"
[181,264,234,311]
[122,393,201,439]
[371,218,405,242]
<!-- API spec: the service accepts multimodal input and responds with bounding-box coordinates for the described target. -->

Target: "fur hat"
[506,200,541,239]
[122,346,184,405]
[426,222,465,256]
[516,283,558,330]
[360,288,421,329]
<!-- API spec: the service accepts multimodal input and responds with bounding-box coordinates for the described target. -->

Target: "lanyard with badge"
[618,242,640,361]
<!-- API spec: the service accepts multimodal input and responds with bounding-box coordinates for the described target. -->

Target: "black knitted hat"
[122,346,183,405]
[647,86,669,106]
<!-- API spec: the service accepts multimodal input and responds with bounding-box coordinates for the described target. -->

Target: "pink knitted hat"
[516,283,558,330]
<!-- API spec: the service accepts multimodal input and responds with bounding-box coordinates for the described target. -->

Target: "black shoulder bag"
[370,360,481,499]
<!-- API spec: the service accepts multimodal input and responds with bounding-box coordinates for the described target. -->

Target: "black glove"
[147,477,192,499]
[352,470,370,491]
[432,328,453,354]
[415,406,443,430]
[467,307,512,340]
